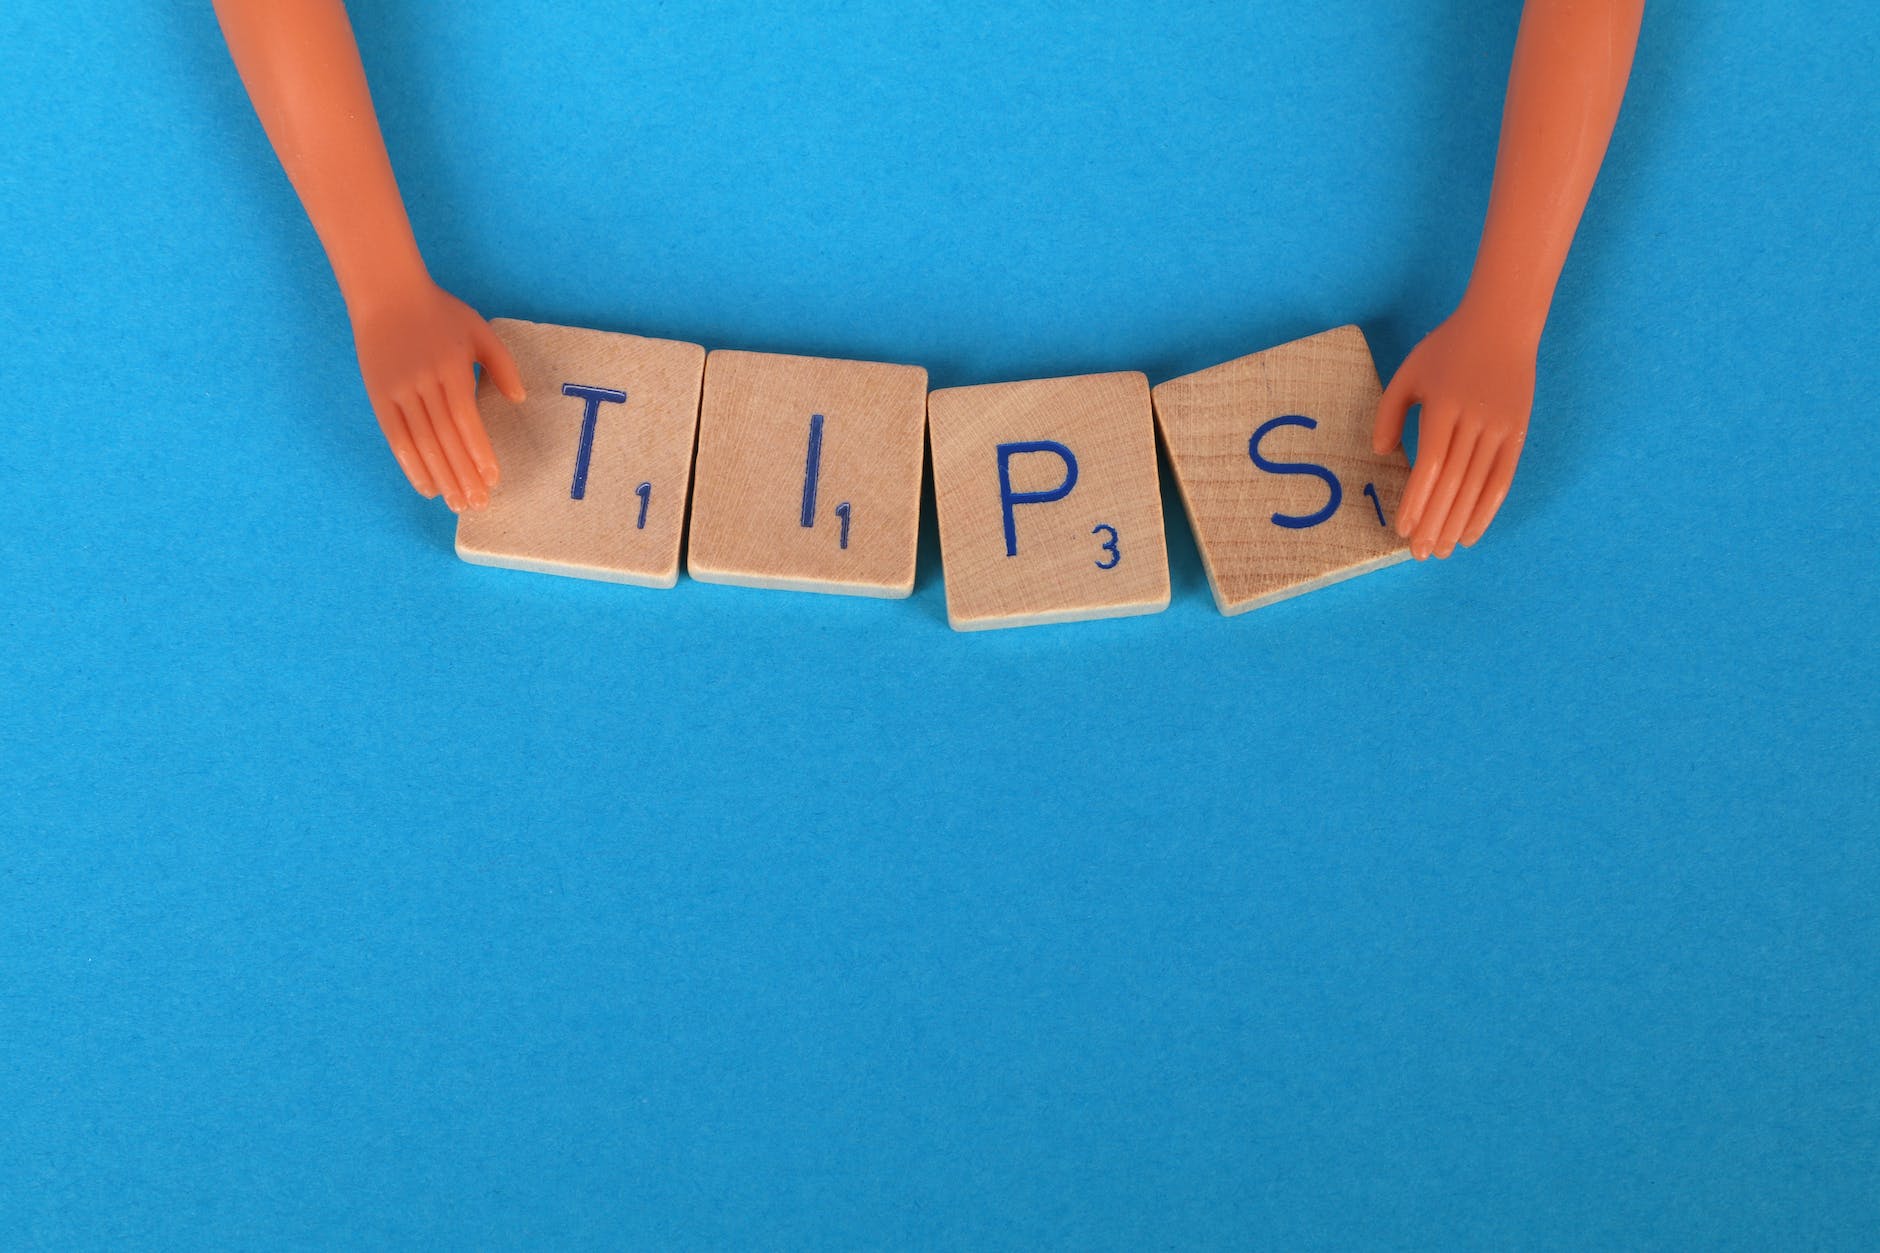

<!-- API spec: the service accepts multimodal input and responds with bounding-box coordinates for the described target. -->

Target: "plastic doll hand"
[351,281,525,511]
[1372,309,1536,559]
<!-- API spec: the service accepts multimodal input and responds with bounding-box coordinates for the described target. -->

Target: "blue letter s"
[1249,415,1341,529]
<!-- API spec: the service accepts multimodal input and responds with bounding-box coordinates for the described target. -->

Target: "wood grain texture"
[1151,325,1412,615]
[687,350,928,598]
[928,372,1168,631]
[455,320,706,587]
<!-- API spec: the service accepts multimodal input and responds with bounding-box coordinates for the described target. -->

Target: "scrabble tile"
[455,319,705,587]
[1150,325,1411,615]
[928,372,1169,631]
[687,350,928,598]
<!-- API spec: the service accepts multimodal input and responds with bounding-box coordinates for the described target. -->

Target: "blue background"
[3,1,1875,1247]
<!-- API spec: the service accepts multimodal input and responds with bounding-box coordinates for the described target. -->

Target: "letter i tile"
[687,350,929,598]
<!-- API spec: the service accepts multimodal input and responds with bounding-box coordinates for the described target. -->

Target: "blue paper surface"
[1,1,1875,1246]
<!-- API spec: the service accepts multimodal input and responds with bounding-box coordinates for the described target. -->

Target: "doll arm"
[213,0,524,510]
[1374,0,1644,558]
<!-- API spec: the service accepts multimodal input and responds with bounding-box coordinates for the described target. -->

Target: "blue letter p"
[996,440,1079,557]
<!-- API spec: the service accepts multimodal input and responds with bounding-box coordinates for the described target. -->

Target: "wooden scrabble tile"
[1150,325,1411,615]
[928,372,1169,631]
[687,350,928,598]
[455,319,705,587]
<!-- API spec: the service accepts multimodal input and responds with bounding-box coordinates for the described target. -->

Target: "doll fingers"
[1460,441,1525,547]
[1434,435,1502,558]
[1410,423,1481,559]
[1396,404,1459,538]
[1373,362,1418,454]
[400,392,464,511]
[420,381,487,510]
[442,364,500,487]
[472,323,526,403]
[371,394,436,497]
